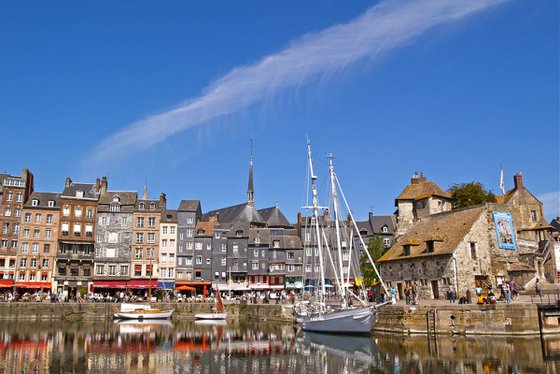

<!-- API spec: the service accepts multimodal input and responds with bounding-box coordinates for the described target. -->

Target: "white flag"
[500,164,505,195]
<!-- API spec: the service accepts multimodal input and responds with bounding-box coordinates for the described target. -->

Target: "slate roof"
[161,210,177,223]
[23,192,61,209]
[378,205,485,262]
[178,200,201,212]
[195,221,216,237]
[98,191,137,213]
[61,182,99,199]
[249,228,271,244]
[203,203,265,224]
[395,181,451,205]
[550,217,560,233]
[258,206,291,227]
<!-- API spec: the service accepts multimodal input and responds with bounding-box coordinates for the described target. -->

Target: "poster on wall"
[493,211,517,250]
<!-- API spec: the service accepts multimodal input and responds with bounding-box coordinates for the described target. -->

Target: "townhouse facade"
[159,210,178,290]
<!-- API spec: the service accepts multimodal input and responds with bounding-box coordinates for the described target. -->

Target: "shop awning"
[127,279,158,289]
[157,281,175,290]
[176,285,196,291]
[249,284,269,290]
[0,280,13,288]
[93,280,128,289]
[13,282,51,289]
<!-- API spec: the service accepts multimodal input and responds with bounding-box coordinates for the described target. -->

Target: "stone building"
[130,188,166,292]
[159,210,177,290]
[394,172,452,238]
[93,190,137,292]
[55,177,102,298]
[16,192,60,292]
[0,168,34,287]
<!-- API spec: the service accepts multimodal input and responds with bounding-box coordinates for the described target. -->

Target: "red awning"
[176,281,211,286]
[0,280,13,288]
[13,282,51,289]
[126,279,158,289]
[93,280,128,289]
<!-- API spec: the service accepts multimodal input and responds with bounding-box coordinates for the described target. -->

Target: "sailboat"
[294,141,394,334]
[195,290,228,320]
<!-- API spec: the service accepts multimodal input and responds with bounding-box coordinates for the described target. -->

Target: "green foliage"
[360,236,386,287]
[448,181,496,208]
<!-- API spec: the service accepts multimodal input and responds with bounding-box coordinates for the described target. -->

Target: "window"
[108,265,117,276]
[252,261,259,270]
[304,232,311,243]
[11,240,17,248]
[186,242,193,250]
[61,223,69,236]
[96,234,102,243]
[305,248,312,256]
[221,243,226,252]
[33,229,40,238]
[48,200,55,207]
[147,248,154,259]
[74,207,82,218]
[136,233,144,243]
[42,259,49,268]
[14,209,20,217]
[15,193,22,202]
[186,257,193,266]
[206,258,211,265]
[470,242,477,260]
[96,264,105,275]
[427,241,435,253]
[147,233,155,244]
[19,273,25,281]
[179,233,184,240]
[30,258,37,267]
[170,253,175,261]
[196,256,202,265]
[135,248,143,259]
[255,236,261,245]
[187,229,193,238]
[162,239,168,248]
[531,210,538,222]
[21,243,29,253]
[23,228,30,237]
[383,237,391,247]
[20,258,27,267]
[110,204,120,212]
[287,264,294,272]
[233,244,239,253]
[148,217,156,227]
[58,265,66,275]
[99,216,107,225]
[382,226,388,233]
[170,239,175,248]
[149,203,156,210]
[162,226,168,234]
[161,253,168,262]
[134,265,142,277]
[121,217,128,225]
[45,229,52,239]
[6,192,12,201]
[170,226,175,235]
[254,249,259,257]
[215,232,220,239]
[85,224,93,237]
[13,224,19,234]
[187,217,194,224]
[32,243,39,254]
[169,268,174,278]
[63,206,70,216]
[86,208,94,219]
[342,250,349,261]
[305,264,311,272]
[195,270,202,279]
[137,217,144,228]
[403,245,411,256]
[43,244,50,253]
[221,257,226,266]
[195,242,202,250]
[236,230,243,237]
[24,213,31,223]
[2,240,8,248]
[76,190,84,198]
[34,214,41,223]
[120,265,129,276]
[2,223,7,234]
[31,199,39,207]
[73,223,81,237]
[4,208,11,217]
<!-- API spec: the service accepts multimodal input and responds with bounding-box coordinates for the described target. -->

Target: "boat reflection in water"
[0,320,557,373]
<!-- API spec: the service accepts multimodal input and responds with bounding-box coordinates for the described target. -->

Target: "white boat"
[113,303,173,320]
[294,141,394,334]
[195,291,227,320]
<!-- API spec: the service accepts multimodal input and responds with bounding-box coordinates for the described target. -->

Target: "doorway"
[431,280,439,299]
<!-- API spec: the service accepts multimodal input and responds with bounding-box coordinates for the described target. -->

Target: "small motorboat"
[195,291,227,320]
[113,303,173,320]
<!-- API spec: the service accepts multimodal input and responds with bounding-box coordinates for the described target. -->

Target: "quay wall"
[0,302,557,335]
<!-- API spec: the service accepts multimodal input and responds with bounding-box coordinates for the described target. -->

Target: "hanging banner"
[493,212,517,250]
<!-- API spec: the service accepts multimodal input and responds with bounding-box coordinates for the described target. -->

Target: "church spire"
[142,178,149,200]
[247,140,254,206]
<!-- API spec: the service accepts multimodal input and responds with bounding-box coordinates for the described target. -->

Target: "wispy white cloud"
[538,191,560,220]
[87,0,508,166]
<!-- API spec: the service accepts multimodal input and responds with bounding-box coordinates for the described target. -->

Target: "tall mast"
[307,140,326,302]
[328,154,346,299]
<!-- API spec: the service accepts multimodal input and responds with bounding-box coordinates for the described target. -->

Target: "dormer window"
[139,203,145,210]
[197,229,205,235]
[47,200,55,207]
[112,195,120,203]
[31,199,39,207]
[426,241,435,253]
[255,236,261,245]
[76,190,84,198]
[403,245,411,256]
[236,230,243,237]
[273,240,280,248]
[110,203,120,212]
[359,229,368,236]
[149,203,156,210]
[382,226,388,233]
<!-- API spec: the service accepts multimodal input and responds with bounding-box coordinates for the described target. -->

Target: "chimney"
[65,177,72,188]
[418,171,427,183]
[513,172,523,190]
[101,176,108,192]
[160,192,167,209]
[95,177,101,193]
[411,172,419,185]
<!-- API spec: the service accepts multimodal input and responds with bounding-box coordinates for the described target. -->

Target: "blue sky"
[1,0,558,222]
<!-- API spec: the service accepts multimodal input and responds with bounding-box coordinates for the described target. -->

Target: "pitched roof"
[195,221,216,237]
[98,191,137,205]
[61,182,99,199]
[395,181,451,205]
[378,205,485,262]
[23,192,61,209]
[258,206,291,227]
[178,200,201,212]
[161,210,178,223]
[203,203,265,224]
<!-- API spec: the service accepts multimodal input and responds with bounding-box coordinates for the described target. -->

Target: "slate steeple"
[247,141,254,206]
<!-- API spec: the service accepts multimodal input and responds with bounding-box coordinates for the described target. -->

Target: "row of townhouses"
[0,160,557,300]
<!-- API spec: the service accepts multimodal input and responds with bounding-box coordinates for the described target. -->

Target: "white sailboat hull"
[114,310,173,319]
[296,306,377,334]
[194,312,228,320]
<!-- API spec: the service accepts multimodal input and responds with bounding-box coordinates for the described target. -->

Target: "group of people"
[474,279,519,305]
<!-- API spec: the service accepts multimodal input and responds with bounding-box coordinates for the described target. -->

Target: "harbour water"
[0,320,558,373]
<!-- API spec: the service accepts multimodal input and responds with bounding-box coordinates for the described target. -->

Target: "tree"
[448,181,496,208]
[360,235,386,287]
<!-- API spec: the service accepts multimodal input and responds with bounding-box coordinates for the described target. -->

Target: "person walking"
[535,279,541,297]
[505,281,511,304]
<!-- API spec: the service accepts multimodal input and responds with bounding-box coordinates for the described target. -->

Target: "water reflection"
[0,320,557,373]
